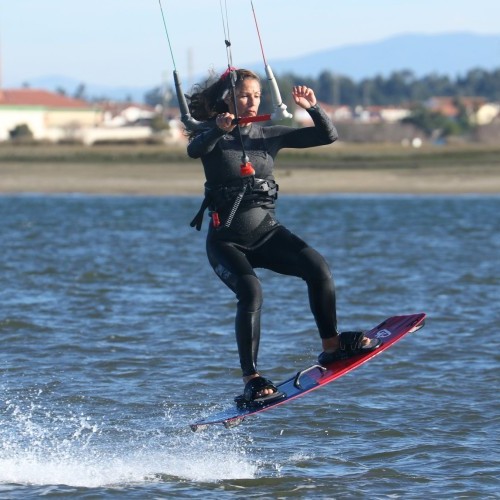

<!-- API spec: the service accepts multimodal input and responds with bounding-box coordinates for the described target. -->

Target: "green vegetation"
[9,124,34,141]
[402,102,473,137]
[0,143,191,164]
[1,143,498,170]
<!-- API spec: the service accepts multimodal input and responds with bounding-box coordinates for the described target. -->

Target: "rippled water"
[1,194,499,498]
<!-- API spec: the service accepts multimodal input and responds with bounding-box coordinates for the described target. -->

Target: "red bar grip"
[233,114,272,125]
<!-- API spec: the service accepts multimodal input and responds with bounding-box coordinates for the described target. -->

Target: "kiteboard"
[190,312,426,431]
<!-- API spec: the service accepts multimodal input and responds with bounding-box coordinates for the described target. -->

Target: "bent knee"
[298,247,332,282]
[235,274,263,312]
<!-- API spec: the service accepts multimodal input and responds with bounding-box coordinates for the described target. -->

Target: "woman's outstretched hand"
[292,86,317,109]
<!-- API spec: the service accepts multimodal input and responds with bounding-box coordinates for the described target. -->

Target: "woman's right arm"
[187,126,226,158]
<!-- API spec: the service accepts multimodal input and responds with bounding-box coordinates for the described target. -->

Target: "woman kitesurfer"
[187,68,380,406]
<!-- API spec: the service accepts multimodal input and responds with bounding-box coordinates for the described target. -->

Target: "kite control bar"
[232,114,271,125]
[160,1,293,132]
[174,61,291,130]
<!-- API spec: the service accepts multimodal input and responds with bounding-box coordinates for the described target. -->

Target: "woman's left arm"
[266,86,338,149]
[305,104,339,144]
[267,103,338,150]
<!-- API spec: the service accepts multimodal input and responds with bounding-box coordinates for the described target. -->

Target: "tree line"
[145,67,500,110]
[286,67,500,107]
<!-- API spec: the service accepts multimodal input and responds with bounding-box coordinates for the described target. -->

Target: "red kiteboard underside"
[190,312,426,431]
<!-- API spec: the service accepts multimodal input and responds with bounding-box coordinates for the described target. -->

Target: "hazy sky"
[1,0,499,88]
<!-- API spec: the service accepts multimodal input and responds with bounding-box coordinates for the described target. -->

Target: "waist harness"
[190,177,279,231]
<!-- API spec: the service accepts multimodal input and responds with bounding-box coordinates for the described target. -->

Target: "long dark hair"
[187,68,260,134]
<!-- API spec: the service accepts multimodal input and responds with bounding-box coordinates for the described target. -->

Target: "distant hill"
[257,32,500,80]
[19,32,500,102]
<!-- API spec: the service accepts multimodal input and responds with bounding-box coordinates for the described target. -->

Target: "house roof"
[426,96,487,117]
[0,88,90,108]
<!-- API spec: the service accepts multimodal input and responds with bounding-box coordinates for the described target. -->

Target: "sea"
[1,194,499,499]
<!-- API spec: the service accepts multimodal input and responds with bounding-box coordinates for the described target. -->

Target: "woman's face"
[226,78,261,119]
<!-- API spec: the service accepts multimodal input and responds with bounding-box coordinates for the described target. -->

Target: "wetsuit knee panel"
[298,247,333,283]
[235,274,263,312]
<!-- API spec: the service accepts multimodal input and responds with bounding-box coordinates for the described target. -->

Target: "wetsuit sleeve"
[307,105,338,143]
[187,126,227,159]
[264,105,338,151]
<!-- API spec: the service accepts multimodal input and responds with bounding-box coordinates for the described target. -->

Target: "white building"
[0,89,103,142]
[475,103,500,125]
[0,89,185,144]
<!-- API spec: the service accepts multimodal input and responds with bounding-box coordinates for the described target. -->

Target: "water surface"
[1,194,499,498]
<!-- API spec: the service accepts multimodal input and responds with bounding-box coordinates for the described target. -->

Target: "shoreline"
[1,143,499,195]
[1,162,500,195]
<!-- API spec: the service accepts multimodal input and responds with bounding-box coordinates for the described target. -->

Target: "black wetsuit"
[187,105,339,377]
